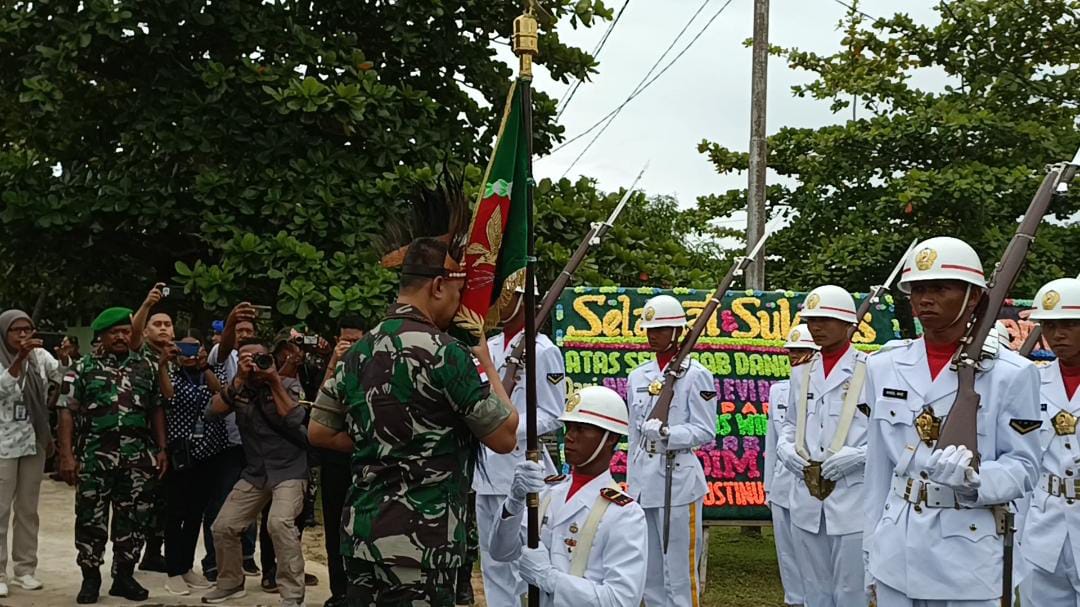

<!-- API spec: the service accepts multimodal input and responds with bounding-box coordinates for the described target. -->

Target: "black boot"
[138,538,166,572]
[77,567,101,604]
[109,563,149,601]
[454,562,474,605]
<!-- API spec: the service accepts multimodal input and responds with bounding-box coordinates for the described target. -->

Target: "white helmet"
[799,285,857,324]
[897,237,987,294]
[559,386,630,436]
[1030,278,1080,321]
[639,295,687,329]
[784,323,821,351]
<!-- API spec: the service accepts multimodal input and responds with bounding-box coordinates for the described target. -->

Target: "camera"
[254,353,276,370]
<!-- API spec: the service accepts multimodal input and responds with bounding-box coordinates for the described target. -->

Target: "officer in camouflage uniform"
[57,307,170,604]
[309,237,520,606]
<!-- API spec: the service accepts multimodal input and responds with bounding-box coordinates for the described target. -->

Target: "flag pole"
[512,5,541,607]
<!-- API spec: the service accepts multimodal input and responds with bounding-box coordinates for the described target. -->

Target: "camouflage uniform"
[60,351,162,569]
[312,304,511,607]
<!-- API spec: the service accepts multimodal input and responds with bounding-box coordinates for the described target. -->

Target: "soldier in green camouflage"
[57,307,170,605]
[309,237,520,607]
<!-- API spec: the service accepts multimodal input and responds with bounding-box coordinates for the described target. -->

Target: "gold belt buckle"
[804,461,836,500]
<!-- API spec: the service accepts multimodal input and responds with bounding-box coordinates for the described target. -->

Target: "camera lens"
[254,353,274,370]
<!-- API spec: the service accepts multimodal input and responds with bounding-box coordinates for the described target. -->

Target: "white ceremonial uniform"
[766,380,806,606]
[626,358,717,607]
[473,331,565,607]
[1020,361,1080,606]
[778,346,869,607]
[488,470,648,607]
[863,339,1041,606]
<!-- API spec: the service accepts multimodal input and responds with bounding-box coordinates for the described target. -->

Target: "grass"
[702,526,786,607]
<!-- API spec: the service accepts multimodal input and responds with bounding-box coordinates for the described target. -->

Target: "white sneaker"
[183,570,212,589]
[0,582,8,597]
[165,576,191,596]
[280,599,305,607]
[11,575,42,590]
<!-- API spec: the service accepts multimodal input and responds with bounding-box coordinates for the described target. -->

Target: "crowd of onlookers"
[0,285,366,607]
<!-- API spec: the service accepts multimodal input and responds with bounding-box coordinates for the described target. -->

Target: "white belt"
[1041,472,1080,500]
[890,474,960,509]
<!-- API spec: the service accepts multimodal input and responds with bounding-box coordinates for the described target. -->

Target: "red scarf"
[821,344,849,378]
[1061,363,1080,401]
[657,350,676,372]
[925,339,959,380]
[566,470,599,501]
[502,326,523,352]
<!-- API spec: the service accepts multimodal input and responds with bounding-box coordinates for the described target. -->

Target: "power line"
[556,0,632,122]
[831,0,874,20]
[553,0,737,175]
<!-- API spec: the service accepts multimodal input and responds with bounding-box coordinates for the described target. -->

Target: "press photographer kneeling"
[201,339,308,607]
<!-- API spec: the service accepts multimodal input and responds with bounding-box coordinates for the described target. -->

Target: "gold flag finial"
[512,2,539,79]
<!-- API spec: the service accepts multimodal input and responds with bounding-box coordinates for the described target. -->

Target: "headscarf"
[0,310,51,448]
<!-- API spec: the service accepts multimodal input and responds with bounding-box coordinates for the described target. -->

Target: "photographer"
[202,339,308,607]
[157,336,228,596]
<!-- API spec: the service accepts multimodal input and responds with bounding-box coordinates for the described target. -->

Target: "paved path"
[1,480,332,607]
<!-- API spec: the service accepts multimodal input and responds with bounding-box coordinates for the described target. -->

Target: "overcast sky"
[500,0,945,221]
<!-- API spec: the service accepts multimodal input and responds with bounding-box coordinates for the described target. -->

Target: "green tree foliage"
[0,0,614,328]
[698,0,1080,294]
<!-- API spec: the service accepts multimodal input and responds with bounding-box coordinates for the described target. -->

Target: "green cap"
[91,307,134,334]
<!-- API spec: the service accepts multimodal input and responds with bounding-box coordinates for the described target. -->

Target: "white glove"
[778,439,810,476]
[926,445,981,494]
[519,544,556,593]
[642,418,667,442]
[506,460,546,515]
[821,446,865,481]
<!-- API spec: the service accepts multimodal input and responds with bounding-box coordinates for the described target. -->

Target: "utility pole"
[746,0,769,290]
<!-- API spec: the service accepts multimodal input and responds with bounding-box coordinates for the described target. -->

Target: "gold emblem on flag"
[565,392,582,413]
[1053,411,1077,436]
[648,380,663,396]
[915,248,938,271]
[914,407,941,446]
[644,307,656,321]
[805,294,820,310]
[1043,290,1061,311]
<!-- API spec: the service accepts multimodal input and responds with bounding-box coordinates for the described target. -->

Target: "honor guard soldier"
[862,237,1041,607]
[489,386,647,607]
[626,295,717,607]
[777,286,870,607]
[1020,277,1080,606]
[766,324,818,607]
[473,281,566,606]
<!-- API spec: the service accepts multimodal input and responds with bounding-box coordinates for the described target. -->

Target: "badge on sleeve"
[1009,419,1042,435]
[700,390,717,401]
[546,373,565,385]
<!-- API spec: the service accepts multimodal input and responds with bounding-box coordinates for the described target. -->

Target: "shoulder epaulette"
[870,339,912,356]
[545,474,567,484]
[600,487,633,506]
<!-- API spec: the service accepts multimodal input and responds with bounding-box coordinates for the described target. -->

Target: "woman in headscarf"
[0,310,60,597]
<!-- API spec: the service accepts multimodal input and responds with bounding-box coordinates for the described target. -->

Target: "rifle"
[646,228,773,553]
[1018,271,1080,358]
[501,164,648,394]
[847,239,918,340]
[936,149,1080,464]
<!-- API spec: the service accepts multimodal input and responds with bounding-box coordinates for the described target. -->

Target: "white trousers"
[642,499,704,607]
[790,512,865,607]
[875,582,997,607]
[476,494,526,607]
[771,504,806,606]
[0,451,45,582]
[1020,536,1080,607]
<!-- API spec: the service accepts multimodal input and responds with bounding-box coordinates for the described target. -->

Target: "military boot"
[454,562,474,605]
[77,567,101,604]
[109,563,149,601]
